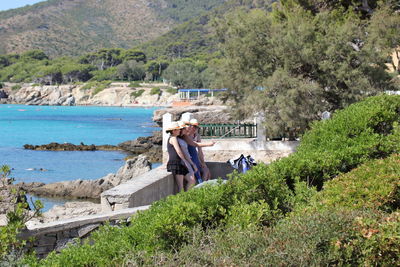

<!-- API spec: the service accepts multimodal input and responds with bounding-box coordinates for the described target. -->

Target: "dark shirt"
[167,137,180,162]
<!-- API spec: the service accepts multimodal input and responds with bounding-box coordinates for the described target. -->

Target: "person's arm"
[183,135,215,148]
[198,146,207,167]
[195,134,206,166]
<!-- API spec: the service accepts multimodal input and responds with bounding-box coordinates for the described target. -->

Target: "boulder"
[18,155,152,199]
[119,131,162,162]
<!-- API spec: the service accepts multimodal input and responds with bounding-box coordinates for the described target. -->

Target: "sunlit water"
[0,104,159,211]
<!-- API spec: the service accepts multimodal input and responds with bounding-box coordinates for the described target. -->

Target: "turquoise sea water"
[0,104,159,211]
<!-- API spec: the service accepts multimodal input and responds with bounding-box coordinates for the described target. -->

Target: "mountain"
[0,0,227,57]
[139,0,277,60]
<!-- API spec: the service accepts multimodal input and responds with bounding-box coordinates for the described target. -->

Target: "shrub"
[127,155,400,266]
[128,81,141,88]
[39,164,293,266]
[0,82,3,89]
[166,87,178,95]
[130,89,145,98]
[311,154,400,212]
[332,211,400,266]
[81,81,111,95]
[0,165,42,263]
[11,84,21,91]
[150,87,161,95]
[130,210,376,267]
[270,94,400,190]
[90,67,117,82]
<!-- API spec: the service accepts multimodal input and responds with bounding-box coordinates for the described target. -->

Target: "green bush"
[166,87,178,94]
[0,165,42,263]
[130,89,145,98]
[128,81,142,88]
[150,87,161,95]
[124,155,400,266]
[129,210,376,267]
[311,154,400,212]
[90,67,117,82]
[0,82,3,89]
[332,211,400,266]
[39,164,293,266]
[270,94,400,190]
[11,84,21,91]
[81,81,111,95]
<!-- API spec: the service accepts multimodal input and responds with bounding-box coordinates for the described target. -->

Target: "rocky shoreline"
[17,155,151,200]
[22,130,163,163]
[23,142,120,151]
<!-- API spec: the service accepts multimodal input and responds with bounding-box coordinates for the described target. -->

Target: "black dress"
[167,137,189,175]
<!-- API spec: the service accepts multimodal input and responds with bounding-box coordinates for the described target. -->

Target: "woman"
[166,121,196,192]
[176,121,198,186]
[183,119,214,183]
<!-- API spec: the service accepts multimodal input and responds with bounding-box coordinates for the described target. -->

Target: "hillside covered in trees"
[0,0,228,57]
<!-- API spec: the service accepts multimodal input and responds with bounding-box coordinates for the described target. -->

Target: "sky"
[0,0,45,12]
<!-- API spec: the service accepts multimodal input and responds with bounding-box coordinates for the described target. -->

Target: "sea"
[0,104,159,211]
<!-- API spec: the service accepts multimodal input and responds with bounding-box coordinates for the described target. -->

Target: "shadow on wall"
[101,162,235,212]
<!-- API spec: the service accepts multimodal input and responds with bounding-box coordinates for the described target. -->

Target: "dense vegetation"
[16,94,398,266]
[216,0,400,136]
[0,48,217,88]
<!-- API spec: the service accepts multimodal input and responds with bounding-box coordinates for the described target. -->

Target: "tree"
[79,48,123,70]
[116,60,146,81]
[60,63,95,83]
[34,64,63,85]
[121,49,146,63]
[216,2,400,136]
[146,59,169,81]
[167,42,187,58]
[20,50,48,61]
[162,60,203,88]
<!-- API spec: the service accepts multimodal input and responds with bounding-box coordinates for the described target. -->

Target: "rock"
[0,214,7,226]
[18,155,152,199]
[101,154,152,186]
[1,83,203,107]
[0,178,29,221]
[118,131,162,162]
[23,142,119,151]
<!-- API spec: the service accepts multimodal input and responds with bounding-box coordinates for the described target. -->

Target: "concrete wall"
[20,206,149,258]
[101,167,176,212]
[101,162,235,212]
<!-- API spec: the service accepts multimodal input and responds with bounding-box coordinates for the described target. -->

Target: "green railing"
[199,123,257,139]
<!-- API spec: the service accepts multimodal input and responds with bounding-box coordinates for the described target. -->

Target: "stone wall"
[19,206,149,258]
[101,163,235,212]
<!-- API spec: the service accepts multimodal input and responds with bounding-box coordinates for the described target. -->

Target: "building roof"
[178,88,227,92]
